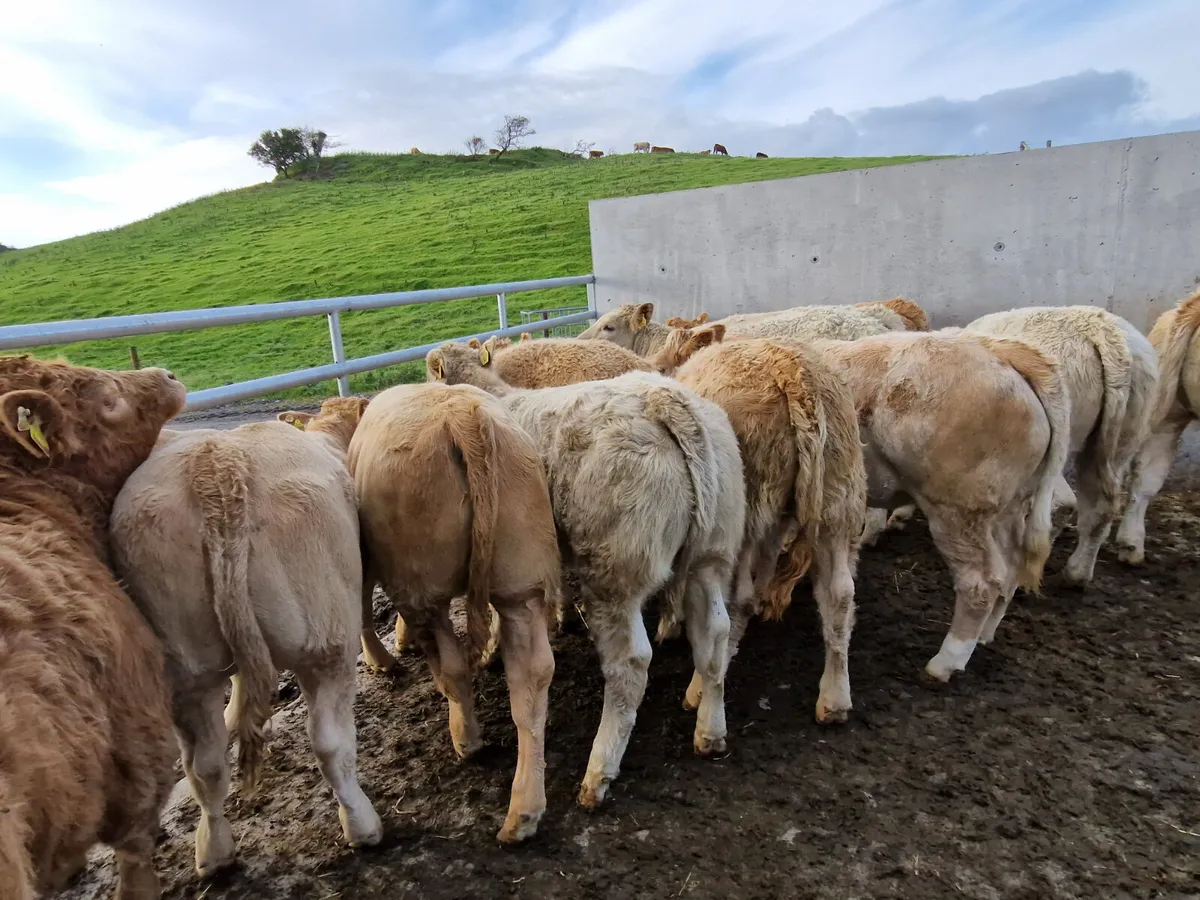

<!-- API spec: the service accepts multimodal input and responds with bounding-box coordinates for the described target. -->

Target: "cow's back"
[113,423,361,672]
[351,384,556,600]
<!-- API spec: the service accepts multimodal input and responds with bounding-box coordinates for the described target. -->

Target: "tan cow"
[700,150,711,155]
[428,339,745,808]
[110,401,384,876]
[0,356,186,900]
[651,146,675,153]
[633,141,651,152]
[654,326,867,723]
[465,335,652,387]
[813,332,1070,681]
[1116,290,1200,563]
[293,386,562,843]
[410,147,421,154]
[714,298,929,341]
[960,306,1159,583]
[578,301,673,356]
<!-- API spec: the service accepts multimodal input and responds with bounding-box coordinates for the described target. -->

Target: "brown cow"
[756,152,768,158]
[650,146,675,153]
[331,384,562,842]
[0,356,186,900]
[700,150,711,155]
[488,148,500,155]
[410,147,420,154]
[589,149,604,158]
[713,143,728,155]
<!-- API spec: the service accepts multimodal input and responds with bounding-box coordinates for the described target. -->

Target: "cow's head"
[426,338,511,395]
[0,355,187,498]
[577,302,656,349]
[279,396,370,449]
[854,297,930,332]
[650,322,726,375]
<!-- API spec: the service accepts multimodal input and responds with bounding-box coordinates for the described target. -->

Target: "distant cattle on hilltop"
[633,141,650,153]
[713,143,728,155]
[651,146,675,154]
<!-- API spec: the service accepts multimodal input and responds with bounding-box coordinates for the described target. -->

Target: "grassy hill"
[1,148,938,400]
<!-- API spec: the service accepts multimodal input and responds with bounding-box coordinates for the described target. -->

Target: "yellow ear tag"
[479,345,491,366]
[16,406,49,453]
[431,359,444,379]
[637,316,648,328]
[289,418,305,430]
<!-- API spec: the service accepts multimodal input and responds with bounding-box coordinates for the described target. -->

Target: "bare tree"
[493,115,535,156]
[301,127,340,174]
[464,135,488,157]
[573,139,596,157]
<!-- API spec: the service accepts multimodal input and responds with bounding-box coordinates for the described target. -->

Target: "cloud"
[1,0,1198,247]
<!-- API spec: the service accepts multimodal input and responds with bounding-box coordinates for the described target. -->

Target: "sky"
[2,0,1197,248]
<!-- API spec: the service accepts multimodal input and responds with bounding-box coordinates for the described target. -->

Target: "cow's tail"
[760,373,827,620]
[0,780,33,900]
[643,386,718,642]
[1086,314,1135,508]
[1149,290,1200,424]
[442,400,499,667]
[189,441,277,795]
[977,337,1071,591]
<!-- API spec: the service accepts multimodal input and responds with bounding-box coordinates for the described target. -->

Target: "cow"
[960,306,1159,583]
[713,143,728,155]
[410,147,421,154]
[813,332,1070,681]
[589,150,604,158]
[651,146,675,153]
[653,328,867,724]
[633,141,650,153]
[756,152,768,158]
[427,338,745,809]
[0,356,186,900]
[1116,290,1200,564]
[578,301,674,356]
[292,386,563,843]
[700,150,711,155]
[488,148,500,155]
[110,401,385,876]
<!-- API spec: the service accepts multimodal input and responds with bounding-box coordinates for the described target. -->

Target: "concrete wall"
[588,130,1200,484]
[588,130,1200,334]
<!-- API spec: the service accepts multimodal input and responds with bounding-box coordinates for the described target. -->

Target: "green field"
[1,148,938,401]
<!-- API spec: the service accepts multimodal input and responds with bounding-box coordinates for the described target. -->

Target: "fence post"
[327,312,350,397]
[128,346,141,369]
[496,292,508,330]
[541,310,551,339]
[586,279,597,315]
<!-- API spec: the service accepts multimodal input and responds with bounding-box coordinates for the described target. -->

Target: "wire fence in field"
[520,305,591,338]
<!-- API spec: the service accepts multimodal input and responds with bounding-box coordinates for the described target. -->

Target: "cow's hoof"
[1116,546,1145,566]
[815,703,850,725]
[342,807,384,848]
[195,816,236,879]
[453,737,485,761]
[694,735,727,757]
[497,810,543,844]
[577,776,611,809]
[921,662,955,684]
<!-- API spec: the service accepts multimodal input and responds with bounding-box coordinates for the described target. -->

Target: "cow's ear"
[278,411,315,430]
[427,351,446,381]
[688,324,725,353]
[480,336,497,367]
[0,389,74,460]
[695,311,709,324]
[633,302,655,330]
[520,332,532,342]
[467,338,481,349]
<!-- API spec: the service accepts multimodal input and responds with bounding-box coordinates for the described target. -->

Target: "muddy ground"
[66,494,1199,900]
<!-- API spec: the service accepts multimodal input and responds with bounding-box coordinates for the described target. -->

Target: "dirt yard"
[65,494,1200,900]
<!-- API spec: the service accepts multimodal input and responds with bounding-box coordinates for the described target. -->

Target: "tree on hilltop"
[493,115,535,156]
[248,126,339,177]
[464,135,488,157]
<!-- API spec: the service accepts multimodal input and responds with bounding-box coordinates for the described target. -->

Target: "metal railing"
[0,275,599,412]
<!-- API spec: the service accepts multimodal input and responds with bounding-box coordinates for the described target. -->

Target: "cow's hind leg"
[421,612,484,759]
[684,546,752,712]
[923,513,1001,682]
[111,828,160,900]
[495,587,555,844]
[579,589,653,809]
[174,684,236,877]
[682,564,732,756]
[1115,423,1185,565]
[1063,450,1123,584]
[359,576,397,672]
[810,535,857,724]
[295,655,383,848]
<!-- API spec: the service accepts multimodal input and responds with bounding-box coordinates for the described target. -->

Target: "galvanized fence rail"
[0,275,598,412]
